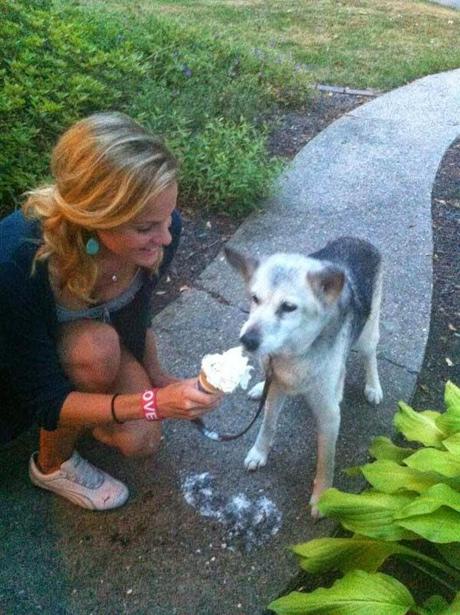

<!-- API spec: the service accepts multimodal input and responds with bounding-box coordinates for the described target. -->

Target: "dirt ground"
[152,90,459,409]
[412,136,460,409]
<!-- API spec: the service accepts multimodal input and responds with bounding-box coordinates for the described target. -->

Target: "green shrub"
[171,118,282,215]
[0,0,296,218]
[0,0,147,215]
[269,381,460,615]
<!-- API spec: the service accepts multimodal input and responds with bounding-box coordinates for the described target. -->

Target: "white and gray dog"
[224,236,383,518]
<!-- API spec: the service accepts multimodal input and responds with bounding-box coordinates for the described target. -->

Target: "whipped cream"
[201,346,253,394]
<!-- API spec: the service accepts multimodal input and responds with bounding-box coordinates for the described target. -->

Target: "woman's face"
[97,182,178,268]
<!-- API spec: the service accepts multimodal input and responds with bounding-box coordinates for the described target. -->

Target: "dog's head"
[225,246,346,357]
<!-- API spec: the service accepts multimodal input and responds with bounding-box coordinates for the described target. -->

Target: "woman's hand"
[155,378,223,420]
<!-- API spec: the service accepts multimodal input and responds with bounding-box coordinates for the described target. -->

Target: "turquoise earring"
[85,236,100,256]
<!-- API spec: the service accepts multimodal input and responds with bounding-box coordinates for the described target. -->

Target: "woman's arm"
[57,382,221,428]
[57,324,222,427]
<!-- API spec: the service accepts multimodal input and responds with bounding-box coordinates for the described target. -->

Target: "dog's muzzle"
[240,329,260,352]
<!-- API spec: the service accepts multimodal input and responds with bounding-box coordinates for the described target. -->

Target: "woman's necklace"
[110,267,139,285]
[92,265,140,303]
[99,265,139,288]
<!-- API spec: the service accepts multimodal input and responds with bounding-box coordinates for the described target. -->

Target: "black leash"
[192,358,273,442]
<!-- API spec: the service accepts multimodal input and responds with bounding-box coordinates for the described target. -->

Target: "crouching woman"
[0,112,221,510]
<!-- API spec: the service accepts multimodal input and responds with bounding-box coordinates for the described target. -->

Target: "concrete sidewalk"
[1,69,459,615]
[432,0,460,9]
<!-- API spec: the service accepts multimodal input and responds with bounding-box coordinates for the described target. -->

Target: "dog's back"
[310,237,381,342]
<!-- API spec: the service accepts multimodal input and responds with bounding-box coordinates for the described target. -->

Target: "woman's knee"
[114,424,162,458]
[59,322,121,391]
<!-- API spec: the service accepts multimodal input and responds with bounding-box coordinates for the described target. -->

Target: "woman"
[0,112,222,510]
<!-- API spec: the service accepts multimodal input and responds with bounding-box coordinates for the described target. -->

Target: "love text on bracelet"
[111,394,124,424]
[142,388,162,421]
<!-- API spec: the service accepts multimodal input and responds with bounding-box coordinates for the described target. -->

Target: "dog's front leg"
[245,382,286,471]
[309,399,341,519]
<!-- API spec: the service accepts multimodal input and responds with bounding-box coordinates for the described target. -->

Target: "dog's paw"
[309,493,325,520]
[365,383,383,405]
[309,502,323,520]
[247,381,265,401]
[244,447,268,471]
[309,479,331,520]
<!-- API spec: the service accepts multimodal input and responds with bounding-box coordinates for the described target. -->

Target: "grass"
[75,0,460,91]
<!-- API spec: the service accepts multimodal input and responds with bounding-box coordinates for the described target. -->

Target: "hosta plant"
[269,381,460,615]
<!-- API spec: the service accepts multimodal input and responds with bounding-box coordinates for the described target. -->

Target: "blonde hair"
[23,112,178,301]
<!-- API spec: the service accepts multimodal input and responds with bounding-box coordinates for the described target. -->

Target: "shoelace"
[64,454,104,489]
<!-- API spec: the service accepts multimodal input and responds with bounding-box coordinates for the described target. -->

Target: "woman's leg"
[92,346,162,457]
[38,320,121,473]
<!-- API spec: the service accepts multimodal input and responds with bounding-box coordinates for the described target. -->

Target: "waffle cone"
[198,371,221,394]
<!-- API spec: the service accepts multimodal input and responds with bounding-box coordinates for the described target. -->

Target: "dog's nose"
[240,330,260,352]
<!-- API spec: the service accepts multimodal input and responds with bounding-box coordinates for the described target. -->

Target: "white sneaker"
[29,451,129,511]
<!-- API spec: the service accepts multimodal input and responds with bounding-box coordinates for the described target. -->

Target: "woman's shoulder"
[0,212,51,311]
[0,210,41,265]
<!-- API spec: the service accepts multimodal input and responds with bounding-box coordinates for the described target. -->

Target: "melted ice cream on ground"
[181,472,282,551]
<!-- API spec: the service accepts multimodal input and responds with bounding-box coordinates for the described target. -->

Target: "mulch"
[412,136,460,408]
[152,90,460,408]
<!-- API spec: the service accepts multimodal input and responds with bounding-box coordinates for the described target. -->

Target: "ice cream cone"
[197,370,221,395]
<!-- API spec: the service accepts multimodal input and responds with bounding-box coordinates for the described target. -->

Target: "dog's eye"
[251,294,260,305]
[280,302,297,313]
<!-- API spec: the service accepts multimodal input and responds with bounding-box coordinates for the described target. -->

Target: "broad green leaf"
[360,460,441,494]
[404,449,460,478]
[437,382,460,436]
[395,484,460,516]
[292,537,409,574]
[444,381,460,414]
[394,485,460,543]
[369,437,414,463]
[396,507,460,543]
[268,570,415,615]
[269,591,319,615]
[422,410,443,421]
[318,489,416,541]
[436,412,460,437]
[395,402,446,447]
[442,433,460,456]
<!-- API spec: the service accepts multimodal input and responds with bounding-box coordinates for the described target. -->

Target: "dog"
[224,236,383,518]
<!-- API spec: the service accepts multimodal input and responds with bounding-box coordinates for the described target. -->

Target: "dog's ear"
[307,266,345,305]
[224,246,259,282]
